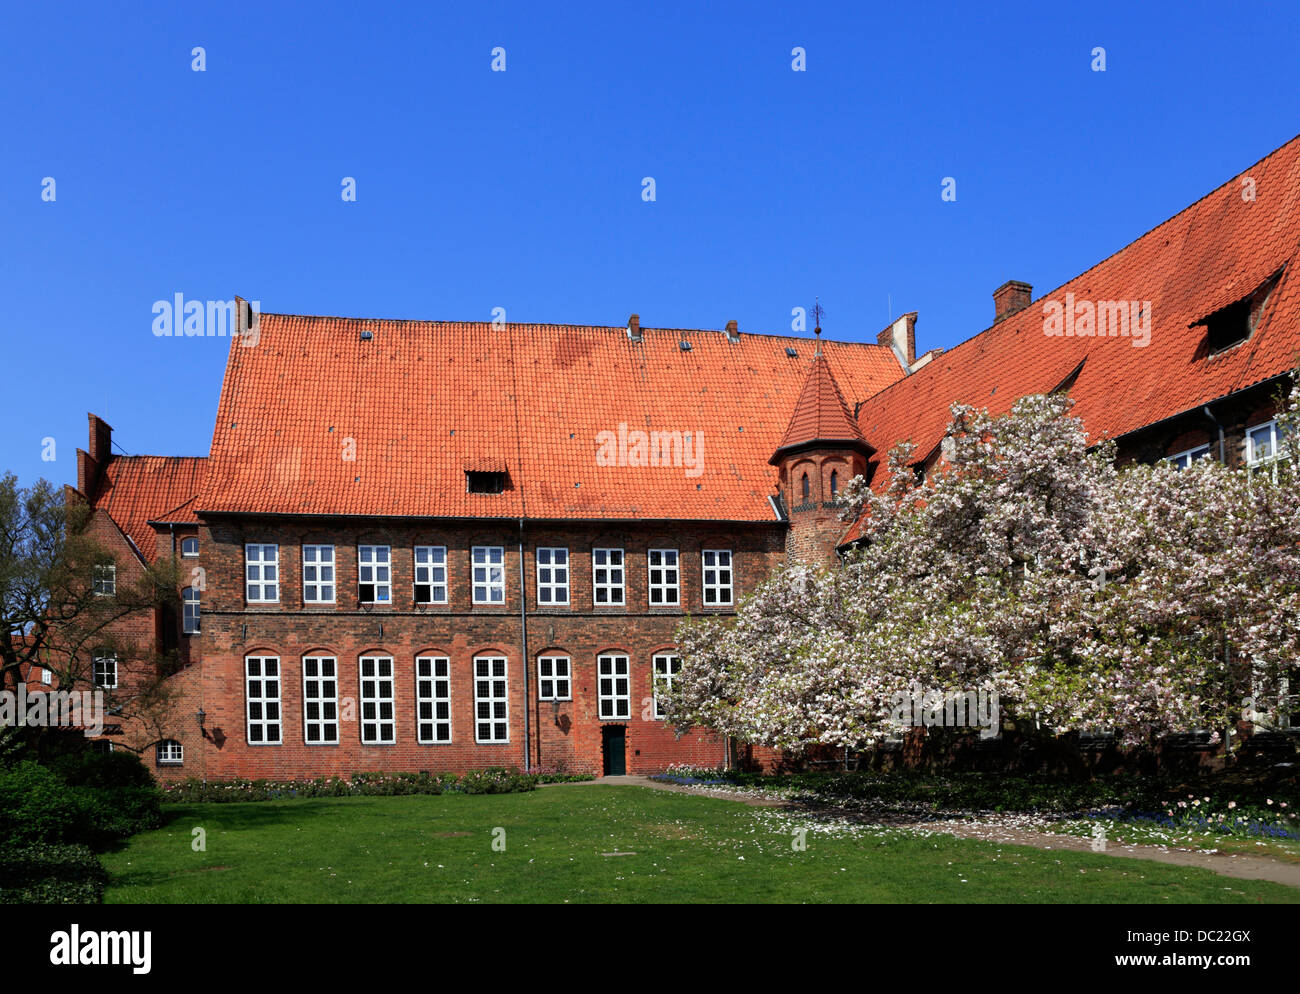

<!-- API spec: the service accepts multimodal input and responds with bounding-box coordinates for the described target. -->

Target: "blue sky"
[2,0,1298,489]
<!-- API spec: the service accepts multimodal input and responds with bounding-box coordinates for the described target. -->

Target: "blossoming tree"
[668,385,1300,765]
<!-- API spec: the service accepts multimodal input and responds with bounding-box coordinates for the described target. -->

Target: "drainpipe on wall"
[518,518,531,772]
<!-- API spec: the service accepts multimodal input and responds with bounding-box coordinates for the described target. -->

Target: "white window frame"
[416,656,452,744]
[182,586,200,634]
[92,652,118,690]
[647,549,680,606]
[1247,419,1283,467]
[92,564,116,597]
[245,544,279,603]
[302,544,336,604]
[302,655,339,745]
[653,653,682,719]
[180,537,199,558]
[597,653,631,720]
[414,546,449,604]
[1166,444,1212,470]
[358,545,392,604]
[472,546,506,604]
[474,656,509,743]
[245,655,282,745]
[592,548,625,605]
[157,740,184,765]
[537,655,571,701]
[536,547,570,605]
[40,668,52,686]
[359,655,396,744]
[701,549,734,606]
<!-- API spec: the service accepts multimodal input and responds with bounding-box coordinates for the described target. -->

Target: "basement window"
[466,471,506,494]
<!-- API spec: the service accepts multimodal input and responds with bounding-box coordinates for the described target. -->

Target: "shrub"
[452,767,539,794]
[52,749,154,789]
[0,843,107,904]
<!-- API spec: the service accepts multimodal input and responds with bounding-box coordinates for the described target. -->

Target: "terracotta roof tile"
[771,349,871,463]
[92,456,206,554]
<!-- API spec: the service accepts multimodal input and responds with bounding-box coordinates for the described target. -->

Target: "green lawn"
[102,785,1300,903]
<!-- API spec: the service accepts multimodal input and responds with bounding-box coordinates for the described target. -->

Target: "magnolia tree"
[668,384,1300,762]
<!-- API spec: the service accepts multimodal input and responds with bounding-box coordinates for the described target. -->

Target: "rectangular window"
[245,544,279,603]
[157,740,184,765]
[181,537,199,558]
[598,653,630,720]
[182,587,201,634]
[1166,444,1212,470]
[592,548,625,605]
[472,546,505,604]
[702,550,734,605]
[1247,420,1283,466]
[653,653,682,719]
[359,655,396,744]
[358,545,392,603]
[414,546,449,604]
[92,564,116,597]
[302,656,339,745]
[648,549,680,606]
[40,668,51,686]
[536,547,569,605]
[416,656,452,743]
[302,544,335,603]
[245,656,281,744]
[92,653,117,690]
[537,655,571,701]
[474,656,509,742]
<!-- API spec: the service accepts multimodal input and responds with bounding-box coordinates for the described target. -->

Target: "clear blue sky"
[3,0,1298,490]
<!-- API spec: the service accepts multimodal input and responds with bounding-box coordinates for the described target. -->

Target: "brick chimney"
[77,413,113,496]
[876,312,917,368]
[993,280,1033,322]
[725,319,739,344]
[627,313,641,343]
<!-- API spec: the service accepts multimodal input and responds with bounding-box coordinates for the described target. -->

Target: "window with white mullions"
[1166,444,1212,470]
[648,549,679,606]
[474,656,509,742]
[302,656,339,745]
[359,655,395,744]
[416,656,451,743]
[245,544,279,603]
[702,549,733,605]
[358,545,391,603]
[245,656,281,744]
[182,586,200,634]
[538,655,571,701]
[92,564,116,596]
[302,544,335,603]
[536,547,569,605]
[653,653,682,719]
[157,740,183,765]
[414,546,448,604]
[598,653,630,720]
[592,548,625,605]
[472,546,505,604]
[93,652,117,689]
[180,537,199,558]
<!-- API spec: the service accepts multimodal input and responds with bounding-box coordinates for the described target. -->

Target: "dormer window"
[1199,269,1283,356]
[467,471,506,494]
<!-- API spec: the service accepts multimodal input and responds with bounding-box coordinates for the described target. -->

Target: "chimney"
[993,280,1033,322]
[876,312,917,368]
[725,319,739,344]
[627,313,642,343]
[78,413,113,496]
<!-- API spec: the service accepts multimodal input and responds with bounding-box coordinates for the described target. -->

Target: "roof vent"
[360,329,374,341]
[725,319,740,344]
[785,347,798,357]
[679,340,692,352]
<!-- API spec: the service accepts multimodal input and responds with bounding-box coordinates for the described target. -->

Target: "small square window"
[180,537,199,557]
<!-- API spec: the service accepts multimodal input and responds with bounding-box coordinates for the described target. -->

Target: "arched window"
[830,470,839,498]
[801,473,810,502]
[182,587,200,634]
[157,740,183,766]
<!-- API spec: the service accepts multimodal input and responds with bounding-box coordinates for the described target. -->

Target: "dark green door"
[602,726,626,775]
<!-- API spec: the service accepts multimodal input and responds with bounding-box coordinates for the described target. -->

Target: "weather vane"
[812,298,824,354]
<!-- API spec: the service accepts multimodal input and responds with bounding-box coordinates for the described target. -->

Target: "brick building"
[71,133,1300,779]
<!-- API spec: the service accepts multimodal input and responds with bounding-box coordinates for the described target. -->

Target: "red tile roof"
[841,133,1300,545]
[770,347,872,464]
[91,456,206,556]
[196,320,905,522]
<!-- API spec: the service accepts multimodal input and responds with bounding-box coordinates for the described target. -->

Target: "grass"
[101,785,1300,903]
